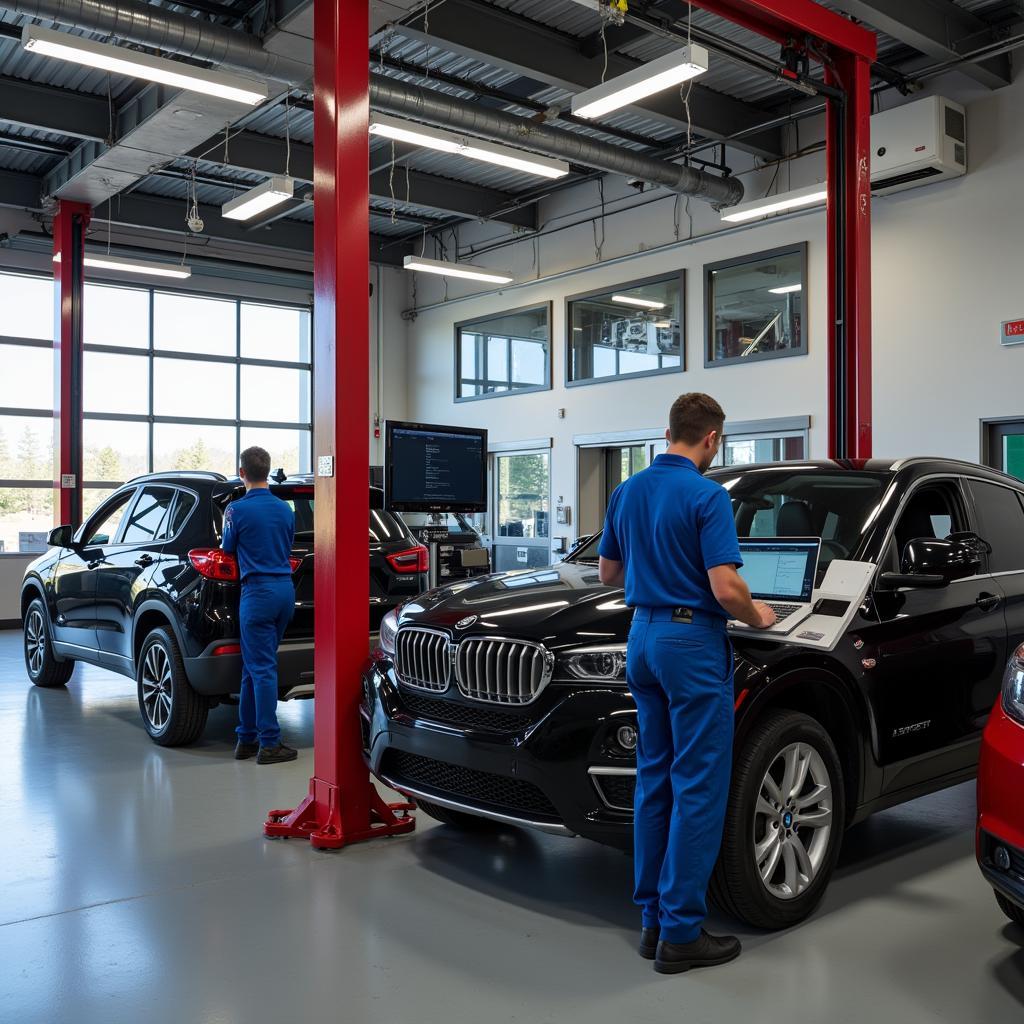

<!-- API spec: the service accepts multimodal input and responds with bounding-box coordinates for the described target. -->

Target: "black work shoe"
[234,741,260,760]
[654,931,742,974]
[257,742,298,765]
[639,927,661,960]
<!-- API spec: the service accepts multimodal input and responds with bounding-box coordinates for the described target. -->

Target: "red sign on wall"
[1002,320,1024,345]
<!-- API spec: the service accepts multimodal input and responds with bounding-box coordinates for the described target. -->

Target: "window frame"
[565,270,686,388]
[453,301,553,403]
[704,242,808,368]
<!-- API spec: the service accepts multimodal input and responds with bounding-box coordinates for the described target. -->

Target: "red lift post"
[52,200,91,528]
[267,0,876,848]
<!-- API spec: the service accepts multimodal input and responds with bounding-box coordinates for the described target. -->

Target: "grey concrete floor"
[1,630,1022,1024]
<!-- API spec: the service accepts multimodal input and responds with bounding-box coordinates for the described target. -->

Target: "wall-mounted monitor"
[385,420,488,513]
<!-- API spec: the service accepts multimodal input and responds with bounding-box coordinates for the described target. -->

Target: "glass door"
[984,419,1024,481]
[604,444,651,507]
[492,451,551,571]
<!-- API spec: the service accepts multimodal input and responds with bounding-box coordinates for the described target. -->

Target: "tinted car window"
[83,489,136,546]
[968,480,1024,572]
[890,482,967,568]
[168,491,197,537]
[121,487,175,544]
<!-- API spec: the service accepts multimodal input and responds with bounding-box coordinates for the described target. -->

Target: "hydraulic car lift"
[264,0,877,849]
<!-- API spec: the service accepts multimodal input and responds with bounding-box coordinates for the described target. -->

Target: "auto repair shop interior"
[2,0,1024,1021]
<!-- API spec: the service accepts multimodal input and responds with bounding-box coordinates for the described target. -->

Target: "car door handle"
[135,554,155,567]
[976,592,1002,611]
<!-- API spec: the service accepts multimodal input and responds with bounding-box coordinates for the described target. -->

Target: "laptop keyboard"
[766,602,802,620]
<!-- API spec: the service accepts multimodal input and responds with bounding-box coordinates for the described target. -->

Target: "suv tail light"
[386,544,430,574]
[289,555,303,573]
[189,548,240,581]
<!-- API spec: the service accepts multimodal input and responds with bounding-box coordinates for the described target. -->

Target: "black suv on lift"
[362,458,1024,930]
[21,473,428,746]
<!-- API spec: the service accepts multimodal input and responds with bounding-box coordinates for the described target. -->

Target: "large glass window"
[455,305,550,401]
[0,272,52,340]
[84,283,149,348]
[493,451,551,571]
[153,292,236,356]
[568,273,683,384]
[705,244,807,366]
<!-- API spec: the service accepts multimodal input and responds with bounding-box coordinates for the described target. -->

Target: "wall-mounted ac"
[870,96,966,196]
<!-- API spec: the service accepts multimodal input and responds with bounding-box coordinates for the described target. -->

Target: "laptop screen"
[737,538,820,603]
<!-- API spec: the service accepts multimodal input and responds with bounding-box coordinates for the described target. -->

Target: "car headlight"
[560,645,627,683]
[1002,643,1024,726]
[378,608,399,657]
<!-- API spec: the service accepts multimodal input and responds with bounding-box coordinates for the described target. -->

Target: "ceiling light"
[572,44,709,120]
[369,114,569,179]
[403,255,513,284]
[720,183,827,223]
[653,320,672,328]
[222,175,294,221]
[612,295,665,309]
[769,284,802,294]
[53,252,192,279]
[22,25,268,106]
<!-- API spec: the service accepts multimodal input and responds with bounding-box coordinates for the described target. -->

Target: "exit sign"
[1002,319,1024,346]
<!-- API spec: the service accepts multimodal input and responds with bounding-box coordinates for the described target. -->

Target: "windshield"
[569,469,892,574]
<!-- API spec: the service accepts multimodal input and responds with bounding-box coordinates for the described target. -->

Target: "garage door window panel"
[567,273,683,385]
[153,423,238,477]
[455,305,551,401]
[84,351,150,415]
[153,292,236,357]
[0,271,52,340]
[84,283,149,349]
[0,344,52,410]
[83,418,149,485]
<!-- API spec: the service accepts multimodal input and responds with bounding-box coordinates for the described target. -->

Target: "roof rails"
[889,456,991,473]
[127,471,228,484]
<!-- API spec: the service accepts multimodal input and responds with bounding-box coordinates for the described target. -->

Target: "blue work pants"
[627,607,734,944]
[237,574,295,748]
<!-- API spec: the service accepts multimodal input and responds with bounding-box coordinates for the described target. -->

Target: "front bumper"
[360,655,638,847]
[977,701,1024,911]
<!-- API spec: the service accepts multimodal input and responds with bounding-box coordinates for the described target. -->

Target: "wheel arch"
[132,599,188,673]
[20,577,48,621]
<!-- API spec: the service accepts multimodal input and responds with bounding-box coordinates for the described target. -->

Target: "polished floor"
[0,629,1021,1024]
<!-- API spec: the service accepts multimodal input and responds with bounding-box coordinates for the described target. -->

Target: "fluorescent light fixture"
[222,175,294,221]
[53,252,192,279]
[720,183,827,223]
[403,255,513,284]
[572,44,709,120]
[369,113,569,179]
[769,284,802,295]
[653,320,673,328]
[611,294,665,310]
[22,25,268,106]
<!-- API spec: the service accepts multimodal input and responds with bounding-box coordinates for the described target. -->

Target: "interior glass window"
[456,306,550,400]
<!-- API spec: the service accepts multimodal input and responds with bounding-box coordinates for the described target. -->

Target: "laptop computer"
[728,537,822,635]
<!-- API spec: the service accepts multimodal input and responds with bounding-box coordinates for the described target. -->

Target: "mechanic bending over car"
[222,446,298,765]
[598,393,776,975]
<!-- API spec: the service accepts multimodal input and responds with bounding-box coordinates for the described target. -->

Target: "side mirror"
[879,536,982,590]
[47,524,74,548]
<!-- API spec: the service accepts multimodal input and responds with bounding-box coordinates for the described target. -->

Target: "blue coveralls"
[221,488,296,748]
[599,453,743,945]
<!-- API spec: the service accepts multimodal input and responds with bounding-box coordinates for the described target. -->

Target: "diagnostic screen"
[737,540,819,602]
[386,422,487,512]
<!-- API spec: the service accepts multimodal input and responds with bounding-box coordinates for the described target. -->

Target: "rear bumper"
[184,638,314,698]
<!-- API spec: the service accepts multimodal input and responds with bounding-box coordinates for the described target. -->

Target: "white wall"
[0,555,32,624]
[370,265,410,463]
[403,71,1024,547]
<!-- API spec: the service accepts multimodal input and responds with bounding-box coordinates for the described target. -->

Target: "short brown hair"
[669,393,726,445]
[239,446,272,483]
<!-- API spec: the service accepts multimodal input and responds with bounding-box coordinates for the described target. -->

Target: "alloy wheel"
[141,644,173,732]
[752,741,833,900]
[25,608,46,677]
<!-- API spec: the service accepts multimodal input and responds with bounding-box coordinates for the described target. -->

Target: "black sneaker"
[257,742,298,765]
[639,927,660,960]
[234,741,260,760]
[654,931,742,974]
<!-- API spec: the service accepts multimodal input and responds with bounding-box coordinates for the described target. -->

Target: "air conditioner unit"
[870,96,966,196]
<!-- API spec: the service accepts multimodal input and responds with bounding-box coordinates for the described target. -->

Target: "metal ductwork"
[7,0,311,85]
[370,74,745,208]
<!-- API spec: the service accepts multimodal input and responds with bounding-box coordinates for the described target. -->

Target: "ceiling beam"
[0,75,109,141]
[830,0,1012,89]
[390,0,784,158]
[0,168,43,209]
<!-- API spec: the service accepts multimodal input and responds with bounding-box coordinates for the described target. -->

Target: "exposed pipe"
[5,0,311,85]
[369,74,745,208]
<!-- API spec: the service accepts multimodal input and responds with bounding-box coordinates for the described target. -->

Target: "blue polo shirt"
[598,454,742,617]
[221,488,295,582]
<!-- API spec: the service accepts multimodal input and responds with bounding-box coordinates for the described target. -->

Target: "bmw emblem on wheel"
[455,615,478,630]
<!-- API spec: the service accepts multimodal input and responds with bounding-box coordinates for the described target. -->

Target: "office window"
[455,304,550,401]
[705,244,807,366]
[568,273,683,384]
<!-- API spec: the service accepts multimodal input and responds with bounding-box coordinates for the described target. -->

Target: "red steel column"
[265,0,413,847]
[52,200,90,527]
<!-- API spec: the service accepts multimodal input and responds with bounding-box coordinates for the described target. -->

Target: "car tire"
[711,709,845,930]
[415,799,498,830]
[23,598,74,689]
[137,627,208,747]
[995,891,1024,926]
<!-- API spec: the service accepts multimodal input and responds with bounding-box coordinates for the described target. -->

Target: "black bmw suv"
[21,472,428,746]
[362,458,1024,930]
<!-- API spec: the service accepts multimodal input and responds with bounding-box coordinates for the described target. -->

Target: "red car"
[977,642,1024,926]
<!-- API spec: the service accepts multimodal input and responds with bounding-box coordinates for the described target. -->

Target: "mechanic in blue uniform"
[222,446,298,765]
[598,393,775,974]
